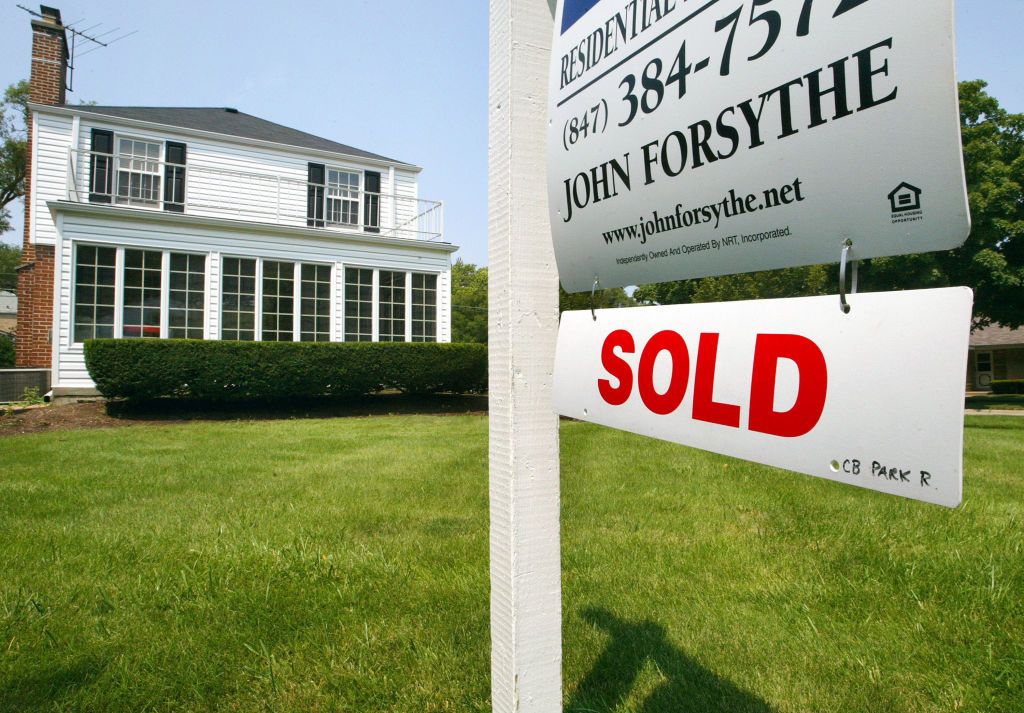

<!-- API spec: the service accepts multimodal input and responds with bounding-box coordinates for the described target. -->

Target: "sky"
[1,0,1022,264]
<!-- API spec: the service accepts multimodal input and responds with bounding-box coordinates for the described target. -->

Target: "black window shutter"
[364,171,381,233]
[163,142,186,213]
[89,129,114,204]
[307,163,325,227]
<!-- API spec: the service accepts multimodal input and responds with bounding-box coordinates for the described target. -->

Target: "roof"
[970,323,1024,348]
[62,106,410,166]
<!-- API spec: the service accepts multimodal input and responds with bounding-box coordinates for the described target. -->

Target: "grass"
[1,414,1022,712]
[965,393,1024,410]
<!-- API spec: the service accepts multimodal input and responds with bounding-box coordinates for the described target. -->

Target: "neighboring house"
[967,323,1024,391]
[17,7,456,399]
[0,291,16,334]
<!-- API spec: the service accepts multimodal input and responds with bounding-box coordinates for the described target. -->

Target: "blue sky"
[1,0,1021,264]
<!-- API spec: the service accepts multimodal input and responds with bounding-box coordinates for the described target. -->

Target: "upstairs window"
[326,170,360,226]
[116,138,162,206]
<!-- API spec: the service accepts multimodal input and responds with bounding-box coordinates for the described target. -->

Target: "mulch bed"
[0,394,489,438]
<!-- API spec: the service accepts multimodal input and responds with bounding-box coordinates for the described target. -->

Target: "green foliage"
[634,265,830,305]
[559,284,636,313]
[0,80,30,235]
[0,243,20,291]
[633,81,1024,328]
[19,386,43,405]
[451,258,488,343]
[991,379,1024,395]
[0,331,13,367]
[84,339,488,401]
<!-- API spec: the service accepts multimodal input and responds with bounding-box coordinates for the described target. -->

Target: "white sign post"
[489,1,562,711]
[547,0,969,291]
[554,288,973,508]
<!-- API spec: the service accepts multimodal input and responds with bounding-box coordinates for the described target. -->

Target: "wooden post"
[488,0,562,711]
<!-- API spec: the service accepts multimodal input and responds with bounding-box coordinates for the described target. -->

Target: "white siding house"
[27,104,456,397]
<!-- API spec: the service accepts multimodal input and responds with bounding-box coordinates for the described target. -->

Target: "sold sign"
[553,289,973,507]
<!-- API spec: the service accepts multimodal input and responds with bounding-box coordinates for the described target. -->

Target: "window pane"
[411,271,437,342]
[378,270,406,342]
[261,260,296,341]
[221,257,256,340]
[122,249,162,339]
[300,263,331,342]
[169,252,205,339]
[73,245,116,342]
[344,267,373,341]
[115,138,161,207]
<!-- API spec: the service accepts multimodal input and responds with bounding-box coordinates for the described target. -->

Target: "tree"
[0,80,30,237]
[451,258,488,343]
[635,81,1024,327]
[559,284,635,313]
[0,244,20,292]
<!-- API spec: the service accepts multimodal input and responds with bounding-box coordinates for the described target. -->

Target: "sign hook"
[839,239,858,314]
[590,277,600,321]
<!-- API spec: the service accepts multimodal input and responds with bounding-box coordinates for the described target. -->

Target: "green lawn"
[1,414,1021,712]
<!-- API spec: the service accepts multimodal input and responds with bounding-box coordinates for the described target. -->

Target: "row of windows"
[73,245,439,344]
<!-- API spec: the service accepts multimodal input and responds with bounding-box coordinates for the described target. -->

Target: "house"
[0,291,15,334]
[967,323,1024,391]
[16,7,456,400]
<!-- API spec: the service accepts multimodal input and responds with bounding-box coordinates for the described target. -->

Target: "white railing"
[66,148,444,242]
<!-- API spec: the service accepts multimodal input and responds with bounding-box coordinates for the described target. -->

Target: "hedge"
[84,339,487,401]
[991,379,1024,395]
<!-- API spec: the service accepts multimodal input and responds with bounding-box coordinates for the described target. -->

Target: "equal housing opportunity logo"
[889,182,924,225]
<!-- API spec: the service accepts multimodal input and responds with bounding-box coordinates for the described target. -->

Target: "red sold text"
[598,330,827,437]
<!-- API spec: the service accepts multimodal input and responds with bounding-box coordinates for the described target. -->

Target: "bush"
[991,379,1024,395]
[84,339,487,401]
[0,333,13,368]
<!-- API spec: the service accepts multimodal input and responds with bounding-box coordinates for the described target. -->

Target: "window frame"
[112,134,165,209]
[324,166,362,229]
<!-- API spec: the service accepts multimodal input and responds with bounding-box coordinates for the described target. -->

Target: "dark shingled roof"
[66,106,410,166]
[970,323,1024,348]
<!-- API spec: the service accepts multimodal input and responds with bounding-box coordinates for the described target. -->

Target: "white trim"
[29,111,40,245]
[51,215,64,376]
[29,103,423,173]
[47,199,459,254]
[159,250,170,339]
[371,268,380,342]
[292,261,302,342]
[405,271,413,343]
[113,247,125,339]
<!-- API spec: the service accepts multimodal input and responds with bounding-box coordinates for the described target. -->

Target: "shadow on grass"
[105,392,488,422]
[567,608,775,713]
[0,656,107,711]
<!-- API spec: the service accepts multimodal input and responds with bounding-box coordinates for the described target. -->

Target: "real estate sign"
[547,0,970,292]
[553,288,973,508]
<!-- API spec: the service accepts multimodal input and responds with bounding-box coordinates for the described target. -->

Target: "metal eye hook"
[591,277,600,321]
[839,239,858,314]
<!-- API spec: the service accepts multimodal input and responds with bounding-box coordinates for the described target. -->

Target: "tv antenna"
[17,5,138,93]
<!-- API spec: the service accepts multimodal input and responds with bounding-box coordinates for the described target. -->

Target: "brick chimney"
[15,6,69,369]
